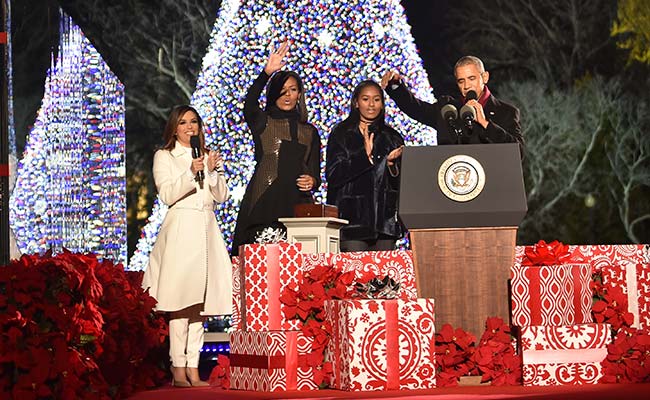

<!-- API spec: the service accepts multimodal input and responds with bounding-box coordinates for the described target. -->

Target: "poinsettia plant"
[279,264,373,387]
[0,251,168,399]
[435,317,521,387]
[591,268,650,383]
[208,354,231,389]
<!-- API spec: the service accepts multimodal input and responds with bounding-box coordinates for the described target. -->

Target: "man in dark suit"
[381,56,523,151]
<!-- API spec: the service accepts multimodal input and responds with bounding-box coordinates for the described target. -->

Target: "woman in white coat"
[142,105,232,387]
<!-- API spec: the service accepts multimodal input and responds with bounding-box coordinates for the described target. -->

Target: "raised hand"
[264,40,289,75]
[380,70,401,89]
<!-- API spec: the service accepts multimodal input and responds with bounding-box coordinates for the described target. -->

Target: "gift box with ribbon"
[325,298,436,391]
[514,244,648,271]
[513,244,649,330]
[302,250,417,300]
[229,330,317,391]
[241,243,303,331]
[520,323,611,386]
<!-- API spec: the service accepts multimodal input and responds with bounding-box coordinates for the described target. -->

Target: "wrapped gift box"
[241,243,303,331]
[511,263,593,326]
[520,323,611,386]
[229,330,317,391]
[231,256,241,331]
[514,244,648,270]
[302,250,417,299]
[325,298,436,391]
[514,244,649,330]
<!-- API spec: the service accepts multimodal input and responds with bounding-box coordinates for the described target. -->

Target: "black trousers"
[340,236,396,252]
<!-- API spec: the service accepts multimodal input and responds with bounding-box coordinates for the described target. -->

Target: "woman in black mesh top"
[231,41,321,255]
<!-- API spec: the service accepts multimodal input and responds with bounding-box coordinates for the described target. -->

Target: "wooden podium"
[399,144,527,338]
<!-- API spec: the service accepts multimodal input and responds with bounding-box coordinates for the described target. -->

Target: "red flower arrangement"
[435,317,521,387]
[591,268,650,383]
[208,354,230,389]
[279,264,366,387]
[0,251,168,399]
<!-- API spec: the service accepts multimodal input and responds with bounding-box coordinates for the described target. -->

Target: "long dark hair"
[265,70,309,122]
[161,105,206,151]
[341,79,386,130]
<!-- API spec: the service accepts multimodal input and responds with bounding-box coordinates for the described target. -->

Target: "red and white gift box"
[520,323,611,386]
[303,251,417,299]
[511,263,593,326]
[514,244,650,330]
[325,298,436,391]
[240,243,303,331]
[229,330,318,391]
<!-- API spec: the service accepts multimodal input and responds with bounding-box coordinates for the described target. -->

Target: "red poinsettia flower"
[479,317,512,345]
[312,361,333,387]
[208,354,231,389]
[592,286,635,331]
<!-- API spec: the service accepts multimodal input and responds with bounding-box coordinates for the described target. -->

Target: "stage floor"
[128,383,650,400]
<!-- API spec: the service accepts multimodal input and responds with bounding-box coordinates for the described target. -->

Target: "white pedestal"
[278,217,349,254]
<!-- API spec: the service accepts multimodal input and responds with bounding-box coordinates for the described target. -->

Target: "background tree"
[446,0,621,87]
[611,0,650,65]
[504,77,649,244]
[57,0,221,255]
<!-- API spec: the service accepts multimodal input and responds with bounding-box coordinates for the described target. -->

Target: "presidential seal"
[438,155,485,202]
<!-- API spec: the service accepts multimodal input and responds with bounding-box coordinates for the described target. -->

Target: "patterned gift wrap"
[514,244,649,330]
[513,245,648,268]
[240,243,303,331]
[229,330,318,391]
[230,256,241,330]
[511,263,593,326]
[520,323,611,386]
[302,250,417,299]
[325,298,436,391]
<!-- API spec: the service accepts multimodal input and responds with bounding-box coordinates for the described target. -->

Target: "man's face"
[455,63,489,99]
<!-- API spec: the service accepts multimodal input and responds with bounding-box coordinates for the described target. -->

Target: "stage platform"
[128,383,650,400]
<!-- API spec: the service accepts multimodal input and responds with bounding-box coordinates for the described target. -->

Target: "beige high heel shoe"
[186,367,209,387]
[171,366,191,388]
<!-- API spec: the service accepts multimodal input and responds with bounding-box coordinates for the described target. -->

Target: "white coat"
[142,142,233,315]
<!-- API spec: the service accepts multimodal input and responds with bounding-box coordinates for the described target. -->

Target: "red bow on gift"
[522,240,571,266]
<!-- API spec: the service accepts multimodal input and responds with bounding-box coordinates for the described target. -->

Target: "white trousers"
[169,318,205,368]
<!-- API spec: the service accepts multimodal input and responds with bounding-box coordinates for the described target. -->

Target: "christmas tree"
[10,13,127,264]
[129,0,436,270]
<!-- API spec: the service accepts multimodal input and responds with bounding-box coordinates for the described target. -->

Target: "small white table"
[278,217,349,254]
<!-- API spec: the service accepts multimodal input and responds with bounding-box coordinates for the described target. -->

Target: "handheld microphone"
[189,135,204,184]
[459,90,478,130]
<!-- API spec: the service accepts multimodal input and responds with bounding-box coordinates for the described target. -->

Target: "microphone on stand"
[459,90,478,131]
[440,103,463,143]
[189,135,204,185]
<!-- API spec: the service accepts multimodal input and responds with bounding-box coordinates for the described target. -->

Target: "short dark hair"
[454,56,485,74]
